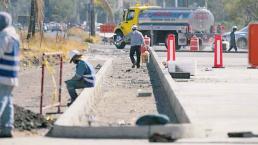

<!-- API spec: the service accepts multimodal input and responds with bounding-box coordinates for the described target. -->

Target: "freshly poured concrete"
[153,46,258,137]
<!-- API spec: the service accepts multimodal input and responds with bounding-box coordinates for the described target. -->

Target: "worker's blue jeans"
[0,84,14,134]
[65,80,92,103]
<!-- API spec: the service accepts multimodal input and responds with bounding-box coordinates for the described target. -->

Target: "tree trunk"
[27,0,36,39]
[90,0,95,36]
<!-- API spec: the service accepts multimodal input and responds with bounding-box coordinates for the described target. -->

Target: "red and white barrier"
[190,35,199,51]
[167,34,176,62]
[213,34,224,68]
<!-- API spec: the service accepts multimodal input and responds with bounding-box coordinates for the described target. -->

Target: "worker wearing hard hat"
[65,50,96,106]
[129,25,144,68]
[228,26,238,52]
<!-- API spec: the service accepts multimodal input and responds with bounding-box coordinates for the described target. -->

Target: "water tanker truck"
[113,4,215,50]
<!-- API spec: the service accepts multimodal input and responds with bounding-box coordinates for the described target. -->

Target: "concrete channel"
[47,47,205,139]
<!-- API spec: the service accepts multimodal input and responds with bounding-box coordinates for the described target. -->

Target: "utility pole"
[90,0,95,36]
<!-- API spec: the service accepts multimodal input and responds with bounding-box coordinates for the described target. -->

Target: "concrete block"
[168,61,176,73]
[176,60,197,76]
[137,89,152,97]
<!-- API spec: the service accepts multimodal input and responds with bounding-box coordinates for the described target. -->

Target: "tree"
[27,0,44,39]
[47,0,75,22]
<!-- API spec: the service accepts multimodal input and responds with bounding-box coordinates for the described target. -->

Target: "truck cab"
[114,4,159,49]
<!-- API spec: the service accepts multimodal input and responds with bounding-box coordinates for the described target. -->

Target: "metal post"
[58,55,63,113]
[40,54,45,114]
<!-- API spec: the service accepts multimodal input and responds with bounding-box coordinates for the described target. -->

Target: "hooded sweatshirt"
[0,12,20,86]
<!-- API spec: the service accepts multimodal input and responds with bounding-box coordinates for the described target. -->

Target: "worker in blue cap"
[65,50,96,106]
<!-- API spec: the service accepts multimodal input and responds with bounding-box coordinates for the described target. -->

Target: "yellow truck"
[113,4,214,50]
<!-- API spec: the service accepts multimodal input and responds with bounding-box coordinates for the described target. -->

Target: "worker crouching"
[66,50,96,106]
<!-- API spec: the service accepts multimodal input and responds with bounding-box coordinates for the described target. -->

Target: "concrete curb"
[149,47,190,123]
[47,124,204,139]
[50,58,113,127]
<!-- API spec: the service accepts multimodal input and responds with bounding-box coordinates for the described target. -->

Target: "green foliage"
[221,0,258,28]
[48,0,75,22]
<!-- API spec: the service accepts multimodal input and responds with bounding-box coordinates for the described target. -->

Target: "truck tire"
[114,31,126,49]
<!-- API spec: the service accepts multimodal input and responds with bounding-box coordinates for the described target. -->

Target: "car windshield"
[239,26,248,32]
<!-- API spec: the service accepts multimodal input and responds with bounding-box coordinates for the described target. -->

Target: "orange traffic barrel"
[190,35,199,51]
[144,35,151,46]
[248,23,258,68]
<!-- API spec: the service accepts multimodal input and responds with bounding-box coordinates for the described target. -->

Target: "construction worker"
[129,25,144,68]
[228,26,238,52]
[65,50,96,106]
[0,12,20,138]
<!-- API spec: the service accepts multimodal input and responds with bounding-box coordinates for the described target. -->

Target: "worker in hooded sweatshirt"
[0,12,20,138]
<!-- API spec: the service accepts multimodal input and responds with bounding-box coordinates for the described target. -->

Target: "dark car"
[222,26,248,49]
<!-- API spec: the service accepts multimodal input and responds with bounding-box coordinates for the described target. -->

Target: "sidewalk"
[159,51,258,137]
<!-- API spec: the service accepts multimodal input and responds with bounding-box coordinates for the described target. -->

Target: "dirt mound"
[14,105,51,131]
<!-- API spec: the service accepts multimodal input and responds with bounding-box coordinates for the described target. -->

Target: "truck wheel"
[114,31,126,49]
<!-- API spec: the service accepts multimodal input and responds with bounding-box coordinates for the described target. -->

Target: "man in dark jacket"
[66,50,96,106]
[128,25,144,68]
[228,26,238,52]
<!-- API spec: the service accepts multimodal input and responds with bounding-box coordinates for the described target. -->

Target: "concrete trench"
[47,48,205,139]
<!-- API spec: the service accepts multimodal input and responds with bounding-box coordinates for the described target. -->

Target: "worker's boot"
[132,63,136,68]
[0,128,13,138]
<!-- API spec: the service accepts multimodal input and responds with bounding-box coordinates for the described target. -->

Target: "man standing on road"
[228,26,238,52]
[0,12,20,138]
[129,25,144,68]
[65,50,96,106]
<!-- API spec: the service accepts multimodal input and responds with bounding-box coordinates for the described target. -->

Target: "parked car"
[222,26,248,49]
